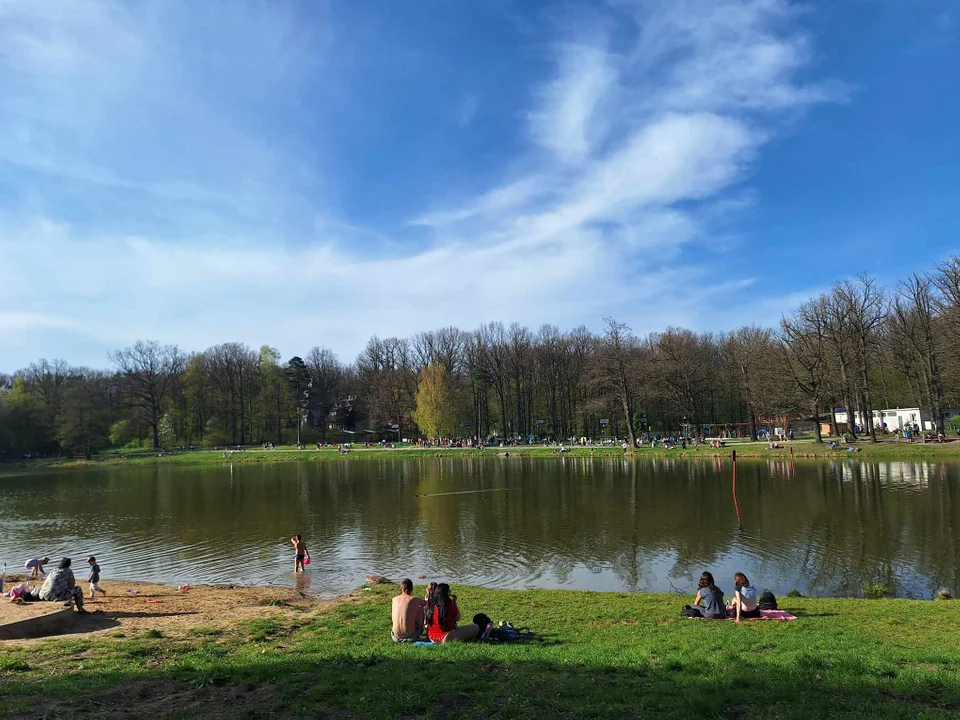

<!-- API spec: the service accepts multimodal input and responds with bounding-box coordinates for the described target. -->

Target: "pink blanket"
[729,609,797,621]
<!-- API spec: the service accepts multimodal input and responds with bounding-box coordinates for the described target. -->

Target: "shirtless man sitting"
[391,578,426,643]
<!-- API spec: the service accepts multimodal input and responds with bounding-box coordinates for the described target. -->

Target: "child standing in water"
[87,556,107,599]
[291,535,310,573]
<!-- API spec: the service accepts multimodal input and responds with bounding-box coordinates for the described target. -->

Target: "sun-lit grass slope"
[1,584,958,718]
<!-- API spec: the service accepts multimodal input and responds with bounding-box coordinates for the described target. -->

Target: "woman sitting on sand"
[726,572,761,622]
[692,572,726,620]
[426,583,479,643]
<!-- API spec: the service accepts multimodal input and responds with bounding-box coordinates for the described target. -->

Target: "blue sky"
[1,0,958,371]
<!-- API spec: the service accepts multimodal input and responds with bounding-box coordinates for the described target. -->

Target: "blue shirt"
[698,585,725,618]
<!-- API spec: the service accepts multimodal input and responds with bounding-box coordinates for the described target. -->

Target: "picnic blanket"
[729,609,797,621]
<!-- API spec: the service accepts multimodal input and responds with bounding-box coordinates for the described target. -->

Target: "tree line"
[2,256,960,458]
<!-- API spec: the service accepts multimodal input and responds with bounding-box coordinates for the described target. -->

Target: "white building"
[833,407,958,433]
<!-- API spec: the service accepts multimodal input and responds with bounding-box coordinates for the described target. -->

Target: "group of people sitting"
[7,557,104,613]
[685,571,765,622]
[391,579,483,644]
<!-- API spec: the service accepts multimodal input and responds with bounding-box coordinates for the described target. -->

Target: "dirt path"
[1,574,326,642]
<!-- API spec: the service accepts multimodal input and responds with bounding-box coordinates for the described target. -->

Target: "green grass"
[5,436,960,476]
[2,586,959,718]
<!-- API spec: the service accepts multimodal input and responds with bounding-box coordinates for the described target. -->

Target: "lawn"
[1,585,958,718]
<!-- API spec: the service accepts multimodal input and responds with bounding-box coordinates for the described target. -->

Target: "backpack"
[758,589,778,610]
[680,605,704,619]
[473,613,493,638]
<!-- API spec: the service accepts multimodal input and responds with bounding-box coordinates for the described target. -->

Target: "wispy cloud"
[530,41,619,165]
[0,0,838,370]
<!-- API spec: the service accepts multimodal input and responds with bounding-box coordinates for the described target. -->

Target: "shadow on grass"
[5,651,958,719]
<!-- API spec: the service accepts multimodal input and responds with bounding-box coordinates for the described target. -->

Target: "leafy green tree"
[412,364,459,441]
[109,419,133,447]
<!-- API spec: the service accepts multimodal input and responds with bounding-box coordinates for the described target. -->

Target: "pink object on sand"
[145,599,164,604]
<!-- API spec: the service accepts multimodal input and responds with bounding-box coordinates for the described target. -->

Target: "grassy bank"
[4,437,960,475]
[1,584,959,718]
[8,438,960,471]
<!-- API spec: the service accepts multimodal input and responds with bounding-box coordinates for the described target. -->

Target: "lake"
[1,457,958,599]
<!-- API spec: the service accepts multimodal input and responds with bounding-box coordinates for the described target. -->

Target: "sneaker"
[76,609,89,615]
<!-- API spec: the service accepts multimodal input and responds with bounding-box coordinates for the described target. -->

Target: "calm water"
[1,457,958,599]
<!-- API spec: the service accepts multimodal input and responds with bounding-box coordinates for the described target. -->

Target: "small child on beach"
[24,557,50,578]
[291,535,310,573]
[87,556,107,599]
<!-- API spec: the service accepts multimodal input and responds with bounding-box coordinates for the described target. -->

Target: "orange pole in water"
[732,449,742,530]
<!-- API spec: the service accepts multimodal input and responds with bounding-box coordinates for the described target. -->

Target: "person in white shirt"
[727,572,762,622]
[24,557,50,578]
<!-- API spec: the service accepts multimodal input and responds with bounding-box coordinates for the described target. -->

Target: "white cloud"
[530,42,619,165]
[0,0,839,369]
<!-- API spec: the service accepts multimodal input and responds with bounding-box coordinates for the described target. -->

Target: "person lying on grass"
[726,572,762,623]
[692,571,726,620]
[426,583,480,643]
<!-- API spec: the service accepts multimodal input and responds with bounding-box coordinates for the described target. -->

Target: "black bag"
[680,605,704,618]
[473,613,492,637]
[759,590,778,610]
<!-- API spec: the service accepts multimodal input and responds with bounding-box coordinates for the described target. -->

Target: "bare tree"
[110,340,186,449]
[652,328,719,437]
[781,305,831,443]
[888,274,945,432]
[833,276,887,441]
[591,318,639,449]
[722,327,778,440]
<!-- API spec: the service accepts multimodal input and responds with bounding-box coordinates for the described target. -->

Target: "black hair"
[426,582,453,628]
[88,556,96,563]
[59,558,72,569]
[400,578,413,593]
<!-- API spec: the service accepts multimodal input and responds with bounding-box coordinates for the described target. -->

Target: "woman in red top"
[426,583,480,643]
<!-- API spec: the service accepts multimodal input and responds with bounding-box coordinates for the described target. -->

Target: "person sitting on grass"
[726,572,761,623]
[692,571,726,620]
[426,583,480,643]
[391,578,426,643]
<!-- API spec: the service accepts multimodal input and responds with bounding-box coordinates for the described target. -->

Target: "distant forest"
[2,256,960,459]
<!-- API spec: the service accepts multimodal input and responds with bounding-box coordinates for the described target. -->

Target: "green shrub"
[864,583,889,599]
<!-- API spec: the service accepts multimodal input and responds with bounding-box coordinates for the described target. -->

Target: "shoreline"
[4,438,960,475]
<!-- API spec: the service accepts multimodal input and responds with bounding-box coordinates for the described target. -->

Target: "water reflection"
[1,457,958,599]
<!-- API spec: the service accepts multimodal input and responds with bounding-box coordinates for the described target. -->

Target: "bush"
[935,588,954,601]
[785,589,803,598]
[864,583,889,600]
